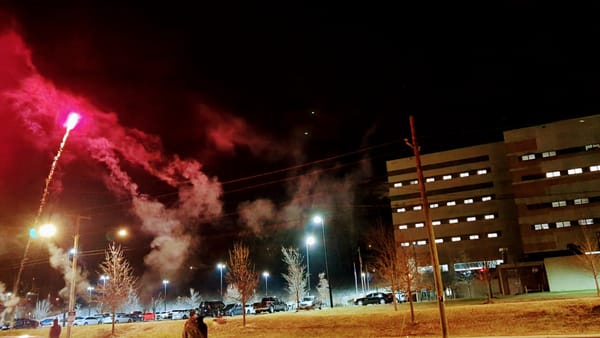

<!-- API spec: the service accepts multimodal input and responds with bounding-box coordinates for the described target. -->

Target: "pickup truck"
[253,296,288,314]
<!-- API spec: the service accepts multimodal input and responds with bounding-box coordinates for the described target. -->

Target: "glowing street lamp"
[100,275,109,287]
[306,235,315,295]
[162,280,169,312]
[263,271,269,296]
[313,215,334,308]
[39,223,57,238]
[217,263,225,299]
[117,228,128,238]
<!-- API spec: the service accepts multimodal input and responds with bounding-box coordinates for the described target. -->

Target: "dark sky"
[1,2,599,302]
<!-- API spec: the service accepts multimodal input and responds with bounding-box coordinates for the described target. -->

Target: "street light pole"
[87,286,94,316]
[217,263,225,300]
[306,236,315,295]
[162,280,169,313]
[263,271,269,296]
[313,215,334,308]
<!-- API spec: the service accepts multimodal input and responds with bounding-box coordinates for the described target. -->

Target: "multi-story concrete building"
[386,114,600,295]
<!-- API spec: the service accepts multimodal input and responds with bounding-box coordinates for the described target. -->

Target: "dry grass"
[2,293,599,337]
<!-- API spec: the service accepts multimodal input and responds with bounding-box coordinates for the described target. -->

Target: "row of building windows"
[400,231,501,247]
[519,143,600,162]
[522,164,600,181]
[532,218,599,230]
[392,167,490,188]
[398,213,498,230]
[527,196,599,210]
[396,194,495,213]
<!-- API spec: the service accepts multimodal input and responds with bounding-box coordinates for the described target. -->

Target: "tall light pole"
[87,286,94,315]
[313,215,334,308]
[217,263,225,300]
[67,215,90,338]
[305,235,315,295]
[162,280,169,313]
[262,271,269,296]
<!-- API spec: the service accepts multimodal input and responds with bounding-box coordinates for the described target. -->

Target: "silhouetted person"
[197,313,208,337]
[49,318,61,338]
[182,310,204,338]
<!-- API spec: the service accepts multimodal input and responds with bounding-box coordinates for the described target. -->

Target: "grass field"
[2,292,599,337]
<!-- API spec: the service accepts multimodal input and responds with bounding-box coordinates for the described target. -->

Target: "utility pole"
[66,215,91,338]
[407,115,449,338]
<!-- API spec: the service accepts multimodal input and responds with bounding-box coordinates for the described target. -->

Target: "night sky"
[1,2,599,303]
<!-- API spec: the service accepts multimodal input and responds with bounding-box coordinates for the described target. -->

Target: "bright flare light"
[64,112,81,131]
[39,223,57,238]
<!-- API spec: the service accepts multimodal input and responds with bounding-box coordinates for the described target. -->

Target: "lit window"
[521,154,536,161]
[393,182,403,188]
[397,207,406,213]
[435,238,444,244]
[410,180,418,185]
[399,225,408,230]
[568,168,583,175]
[585,144,600,151]
[443,175,452,180]
[552,201,566,208]
[413,205,422,211]
[451,237,461,242]
[579,219,594,225]
[484,214,495,220]
[487,233,498,238]
[464,198,473,204]
[432,221,441,226]
[460,172,469,177]
[415,222,424,228]
[556,221,571,228]
[426,177,435,183]
[546,171,561,178]
[575,198,590,205]
[447,201,456,206]
[591,165,600,172]
[477,169,488,175]
[401,242,410,247]
[542,151,556,158]
[469,234,479,240]
[449,219,458,224]
[482,196,492,202]
[430,203,439,208]
[534,223,549,230]
[467,216,476,222]
[417,240,426,246]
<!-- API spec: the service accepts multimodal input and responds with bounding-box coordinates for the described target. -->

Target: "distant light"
[29,228,38,239]
[306,236,315,246]
[70,248,77,255]
[311,111,316,115]
[313,215,323,224]
[263,271,269,278]
[39,223,57,238]
[117,228,128,237]
[304,131,309,135]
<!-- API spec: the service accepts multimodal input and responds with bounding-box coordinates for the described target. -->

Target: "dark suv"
[198,301,225,317]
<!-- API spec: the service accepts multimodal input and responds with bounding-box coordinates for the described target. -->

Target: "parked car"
[354,292,394,306]
[298,295,322,310]
[13,318,39,329]
[244,303,255,314]
[223,303,248,316]
[170,309,192,320]
[102,313,133,324]
[198,301,225,317]
[39,318,56,327]
[73,316,101,325]
[142,312,156,321]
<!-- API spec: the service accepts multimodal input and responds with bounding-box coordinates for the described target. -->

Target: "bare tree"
[98,242,138,336]
[33,299,51,319]
[281,246,306,310]
[181,288,202,308]
[575,224,600,296]
[316,273,329,306]
[367,224,401,311]
[225,242,258,327]
[150,295,163,315]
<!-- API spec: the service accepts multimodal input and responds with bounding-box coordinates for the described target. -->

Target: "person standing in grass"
[182,310,204,338]
[49,318,61,338]
[197,313,208,337]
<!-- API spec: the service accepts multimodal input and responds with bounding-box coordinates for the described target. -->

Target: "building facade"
[386,114,600,295]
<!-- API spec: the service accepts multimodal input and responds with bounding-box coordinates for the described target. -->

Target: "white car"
[245,303,255,314]
[102,313,132,324]
[73,316,102,325]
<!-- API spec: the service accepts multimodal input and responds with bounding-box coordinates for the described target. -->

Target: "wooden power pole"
[408,115,449,338]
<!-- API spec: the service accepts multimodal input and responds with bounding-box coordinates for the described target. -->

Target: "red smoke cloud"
[0,28,223,292]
